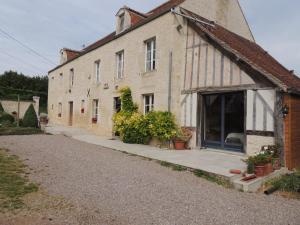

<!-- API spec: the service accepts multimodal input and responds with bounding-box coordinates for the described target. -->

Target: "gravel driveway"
[0,135,299,225]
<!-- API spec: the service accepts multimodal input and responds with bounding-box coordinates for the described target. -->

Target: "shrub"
[119,87,138,113]
[146,111,178,142]
[122,112,150,144]
[0,113,15,124]
[113,87,179,145]
[0,120,13,128]
[22,104,38,128]
[271,170,300,193]
[0,102,4,113]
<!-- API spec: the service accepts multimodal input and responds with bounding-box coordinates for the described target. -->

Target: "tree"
[22,104,39,128]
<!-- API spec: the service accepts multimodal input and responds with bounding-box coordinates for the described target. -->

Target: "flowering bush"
[146,111,178,142]
[113,87,178,145]
[245,151,272,166]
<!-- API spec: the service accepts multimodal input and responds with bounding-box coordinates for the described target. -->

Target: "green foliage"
[193,169,232,188]
[121,112,150,144]
[146,111,178,142]
[0,127,42,136]
[0,113,15,124]
[244,151,272,166]
[119,87,138,113]
[0,149,39,211]
[22,104,38,128]
[113,88,179,145]
[0,102,4,113]
[271,170,300,193]
[0,71,48,110]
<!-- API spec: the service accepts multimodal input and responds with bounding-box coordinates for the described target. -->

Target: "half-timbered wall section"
[181,26,276,154]
[183,26,255,92]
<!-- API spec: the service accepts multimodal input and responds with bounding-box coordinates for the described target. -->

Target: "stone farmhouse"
[48,0,300,169]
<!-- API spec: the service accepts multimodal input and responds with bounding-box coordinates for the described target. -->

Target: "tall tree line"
[0,71,48,112]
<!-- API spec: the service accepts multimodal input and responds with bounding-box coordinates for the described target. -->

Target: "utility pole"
[17,95,20,127]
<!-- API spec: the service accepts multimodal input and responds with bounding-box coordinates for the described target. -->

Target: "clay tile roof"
[181,8,300,93]
[49,0,185,73]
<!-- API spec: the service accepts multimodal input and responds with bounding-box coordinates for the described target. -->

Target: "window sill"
[141,70,157,77]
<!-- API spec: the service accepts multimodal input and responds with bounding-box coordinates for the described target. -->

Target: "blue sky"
[0,0,299,77]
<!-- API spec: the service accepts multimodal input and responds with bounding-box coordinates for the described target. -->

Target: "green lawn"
[0,149,38,211]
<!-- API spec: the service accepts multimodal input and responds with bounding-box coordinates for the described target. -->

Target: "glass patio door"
[203,92,245,152]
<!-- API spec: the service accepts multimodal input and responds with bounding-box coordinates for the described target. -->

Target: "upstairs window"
[119,14,125,32]
[143,94,154,114]
[95,60,101,83]
[69,68,74,88]
[116,51,124,79]
[145,38,156,72]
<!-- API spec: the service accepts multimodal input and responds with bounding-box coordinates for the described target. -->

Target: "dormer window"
[119,14,125,32]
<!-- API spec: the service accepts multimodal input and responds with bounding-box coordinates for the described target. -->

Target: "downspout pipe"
[168,51,173,112]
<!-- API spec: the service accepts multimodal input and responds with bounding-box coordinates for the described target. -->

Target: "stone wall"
[0,97,40,119]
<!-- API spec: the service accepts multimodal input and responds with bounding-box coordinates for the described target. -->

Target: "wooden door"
[69,101,73,126]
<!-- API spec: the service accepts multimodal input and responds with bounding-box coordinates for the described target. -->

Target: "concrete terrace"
[45,125,247,180]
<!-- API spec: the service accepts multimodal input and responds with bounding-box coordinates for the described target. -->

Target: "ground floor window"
[92,99,99,123]
[203,92,245,152]
[143,94,154,114]
[114,97,122,113]
[81,100,85,114]
[58,103,62,117]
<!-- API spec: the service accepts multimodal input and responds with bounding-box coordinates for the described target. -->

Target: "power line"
[0,27,56,66]
[0,50,46,75]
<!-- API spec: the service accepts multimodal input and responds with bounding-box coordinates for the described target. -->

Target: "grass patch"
[269,170,300,198]
[0,127,43,136]
[0,149,38,212]
[193,169,232,188]
[160,161,187,172]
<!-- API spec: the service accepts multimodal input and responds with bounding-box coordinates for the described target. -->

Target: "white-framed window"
[119,14,125,32]
[69,68,74,88]
[95,60,101,83]
[116,51,124,79]
[58,102,62,117]
[145,38,156,72]
[92,99,99,122]
[143,94,154,114]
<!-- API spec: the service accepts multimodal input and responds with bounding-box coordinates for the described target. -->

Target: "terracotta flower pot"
[174,140,186,150]
[255,165,266,177]
[265,162,273,175]
[272,158,281,170]
[81,108,85,114]
[92,118,97,124]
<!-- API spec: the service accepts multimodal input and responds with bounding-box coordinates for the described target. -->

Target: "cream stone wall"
[0,99,39,119]
[48,2,256,148]
[48,12,187,137]
[180,0,254,41]
[246,135,275,156]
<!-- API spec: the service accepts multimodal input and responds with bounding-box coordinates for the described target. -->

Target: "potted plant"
[173,128,192,150]
[244,151,273,177]
[262,145,281,170]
